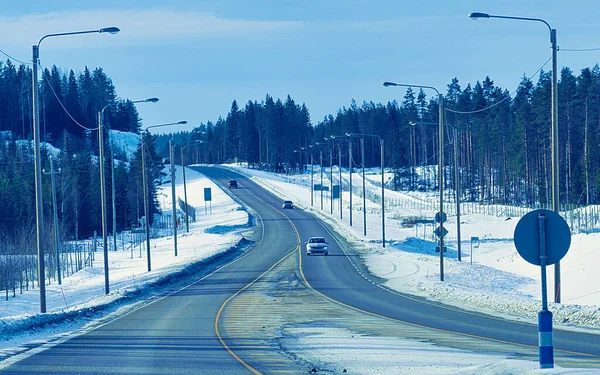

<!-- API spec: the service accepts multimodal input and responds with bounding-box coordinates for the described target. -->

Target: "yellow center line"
[213,176,301,374]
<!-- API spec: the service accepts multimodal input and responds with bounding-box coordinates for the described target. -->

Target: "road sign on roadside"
[435,211,447,223]
[513,209,572,370]
[204,187,212,201]
[434,226,448,238]
[514,209,570,266]
[332,185,340,199]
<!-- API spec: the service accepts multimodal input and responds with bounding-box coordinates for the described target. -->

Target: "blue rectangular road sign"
[204,187,212,201]
[332,185,340,199]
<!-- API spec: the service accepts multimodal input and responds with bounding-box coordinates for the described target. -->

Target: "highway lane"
[0,167,302,374]
[205,166,600,364]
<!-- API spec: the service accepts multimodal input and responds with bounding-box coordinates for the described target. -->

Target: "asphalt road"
[209,168,600,362]
[2,165,599,374]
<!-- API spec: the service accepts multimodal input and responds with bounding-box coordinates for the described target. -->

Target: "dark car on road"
[229,179,238,188]
[282,200,294,209]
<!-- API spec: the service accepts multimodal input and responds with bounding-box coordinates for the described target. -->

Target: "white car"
[306,237,328,256]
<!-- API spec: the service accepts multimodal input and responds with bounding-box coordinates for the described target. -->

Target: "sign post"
[434,211,447,280]
[204,187,212,214]
[470,236,480,265]
[514,209,571,369]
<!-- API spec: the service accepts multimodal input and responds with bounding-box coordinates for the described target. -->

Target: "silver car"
[306,237,328,256]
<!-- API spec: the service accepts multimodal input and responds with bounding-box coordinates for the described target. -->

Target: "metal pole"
[49,157,61,285]
[32,45,46,313]
[320,151,323,210]
[98,112,110,293]
[142,139,152,272]
[170,139,178,256]
[538,213,554,369]
[110,126,117,253]
[439,95,445,282]
[349,140,353,227]
[381,139,385,247]
[339,144,342,220]
[361,137,366,236]
[454,127,461,261]
[330,148,333,214]
[551,28,561,303]
[181,146,189,233]
[310,154,314,206]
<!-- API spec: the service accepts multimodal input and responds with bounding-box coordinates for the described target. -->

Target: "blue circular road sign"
[513,209,571,266]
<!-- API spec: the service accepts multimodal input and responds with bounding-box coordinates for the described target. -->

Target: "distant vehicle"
[282,200,294,209]
[228,179,238,188]
[162,158,170,165]
[306,237,328,256]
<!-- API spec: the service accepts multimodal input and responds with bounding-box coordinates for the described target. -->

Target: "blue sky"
[2,1,599,133]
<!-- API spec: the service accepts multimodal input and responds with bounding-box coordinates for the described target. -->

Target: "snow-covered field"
[2,159,599,374]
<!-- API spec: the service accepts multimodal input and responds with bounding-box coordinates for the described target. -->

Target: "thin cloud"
[0,9,304,48]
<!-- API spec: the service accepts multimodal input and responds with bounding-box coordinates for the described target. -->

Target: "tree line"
[2,56,600,294]
[0,59,164,292]
[163,65,600,209]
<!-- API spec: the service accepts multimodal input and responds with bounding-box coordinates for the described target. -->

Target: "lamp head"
[382,82,397,87]
[145,97,159,103]
[409,121,417,126]
[345,132,351,137]
[99,27,120,34]
[468,12,490,20]
[177,121,188,125]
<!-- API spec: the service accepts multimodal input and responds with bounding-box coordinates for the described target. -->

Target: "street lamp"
[328,136,347,221]
[324,137,335,215]
[345,133,367,237]
[410,121,461,260]
[178,140,202,233]
[32,26,120,311]
[309,144,326,210]
[468,12,561,302]
[347,133,385,247]
[384,81,445,281]
[98,97,158,294]
[141,121,187,272]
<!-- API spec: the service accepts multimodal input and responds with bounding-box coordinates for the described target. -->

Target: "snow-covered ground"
[2,159,599,374]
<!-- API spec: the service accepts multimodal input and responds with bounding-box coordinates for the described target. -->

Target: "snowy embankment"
[0,166,249,351]
[226,164,600,331]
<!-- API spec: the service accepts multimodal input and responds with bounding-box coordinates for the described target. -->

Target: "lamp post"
[42,157,61,285]
[179,141,202,233]
[324,137,335,214]
[100,97,158,258]
[329,136,347,220]
[469,12,561,302]
[411,121,461,260]
[309,144,326,210]
[32,26,119,309]
[384,81,445,281]
[347,133,385,246]
[141,121,187,272]
[345,133,367,236]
